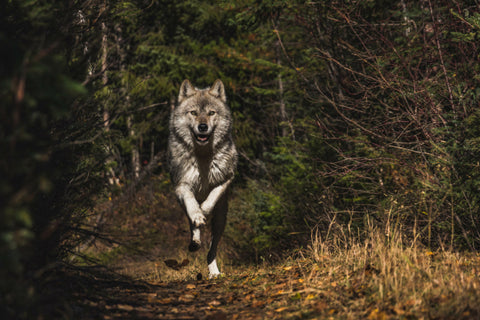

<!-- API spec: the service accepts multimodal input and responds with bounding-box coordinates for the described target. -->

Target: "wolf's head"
[172,79,232,148]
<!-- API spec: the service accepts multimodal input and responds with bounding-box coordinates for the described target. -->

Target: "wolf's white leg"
[208,259,220,278]
[200,178,233,216]
[192,227,201,243]
[175,184,205,227]
[188,226,201,252]
[207,194,227,278]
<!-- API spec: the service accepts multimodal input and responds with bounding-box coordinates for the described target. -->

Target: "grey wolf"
[167,79,237,278]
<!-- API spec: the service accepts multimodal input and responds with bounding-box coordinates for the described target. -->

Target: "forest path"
[57,187,319,319]
[51,262,316,320]
[50,185,480,320]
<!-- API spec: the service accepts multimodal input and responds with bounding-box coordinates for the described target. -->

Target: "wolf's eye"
[208,111,216,116]
[190,111,198,116]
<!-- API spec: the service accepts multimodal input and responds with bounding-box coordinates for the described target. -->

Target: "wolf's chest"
[188,159,223,196]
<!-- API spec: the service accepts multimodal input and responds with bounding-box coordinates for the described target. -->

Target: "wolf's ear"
[208,79,226,103]
[178,79,196,103]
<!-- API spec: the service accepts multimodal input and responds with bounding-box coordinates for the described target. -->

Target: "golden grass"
[302,222,480,319]
[77,215,480,319]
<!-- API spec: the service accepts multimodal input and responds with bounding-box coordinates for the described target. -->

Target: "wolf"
[167,79,237,278]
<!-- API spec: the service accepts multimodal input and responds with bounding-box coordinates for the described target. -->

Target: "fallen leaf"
[252,300,265,308]
[164,258,189,270]
[186,283,196,289]
[146,293,157,303]
[164,259,180,270]
[275,307,289,312]
[157,298,173,304]
[178,294,195,302]
[135,306,151,313]
[180,258,189,267]
[117,304,134,311]
[209,300,222,306]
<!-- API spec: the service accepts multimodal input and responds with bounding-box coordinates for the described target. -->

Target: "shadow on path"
[38,264,232,320]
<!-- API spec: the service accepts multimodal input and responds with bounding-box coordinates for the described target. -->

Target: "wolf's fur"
[167,79,237,278]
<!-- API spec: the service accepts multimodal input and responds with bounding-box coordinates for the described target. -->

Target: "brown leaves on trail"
[42,255,480,320]
[66,264,315,319]
[164,258,189,270]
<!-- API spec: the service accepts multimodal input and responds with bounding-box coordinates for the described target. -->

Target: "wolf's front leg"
[200,178,233,216]
[175,184,205,227]
[189,224,201,252]
[207,194,228,278]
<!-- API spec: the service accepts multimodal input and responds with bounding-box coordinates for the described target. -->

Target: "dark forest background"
[2,0,480,317]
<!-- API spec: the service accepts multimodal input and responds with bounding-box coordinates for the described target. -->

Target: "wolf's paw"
[191,211,206,227]
[188,240,201,252]
[190,227,201,251]
[208,272,224,279]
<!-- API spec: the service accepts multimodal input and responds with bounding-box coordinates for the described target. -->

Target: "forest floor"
[40,181,480,319]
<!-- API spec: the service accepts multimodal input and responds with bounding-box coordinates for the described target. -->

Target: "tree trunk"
[115,22,140,181]
[101,9,119,186]
[127,114,140,180]
[276,37,289,138]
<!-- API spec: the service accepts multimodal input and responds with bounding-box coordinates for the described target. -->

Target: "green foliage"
[227,179,288,261]
[3,0,480,316]
[98,0,480,253]
[223,0,480,251]
[1,1,102,317]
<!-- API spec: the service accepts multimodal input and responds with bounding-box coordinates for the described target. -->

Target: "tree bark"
[101,6,119,186]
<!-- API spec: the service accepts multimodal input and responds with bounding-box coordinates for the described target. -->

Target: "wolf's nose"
[198,124,208,132]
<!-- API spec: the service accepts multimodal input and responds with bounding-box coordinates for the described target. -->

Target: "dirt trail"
[51,188,308,319]
[44,185,480,320]
[43,263,308,320]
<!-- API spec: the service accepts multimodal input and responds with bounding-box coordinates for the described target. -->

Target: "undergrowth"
[301,219,480,319]
[72,178,480,319]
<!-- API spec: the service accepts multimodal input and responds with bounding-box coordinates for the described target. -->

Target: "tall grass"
[305,216,480,318]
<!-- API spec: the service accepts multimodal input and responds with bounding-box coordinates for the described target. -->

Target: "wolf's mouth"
[195,134,210,143]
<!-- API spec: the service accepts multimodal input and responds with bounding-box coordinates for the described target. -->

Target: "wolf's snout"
[198,124,208,132]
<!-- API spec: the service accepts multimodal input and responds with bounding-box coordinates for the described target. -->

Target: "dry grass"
[302,221,480,319]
